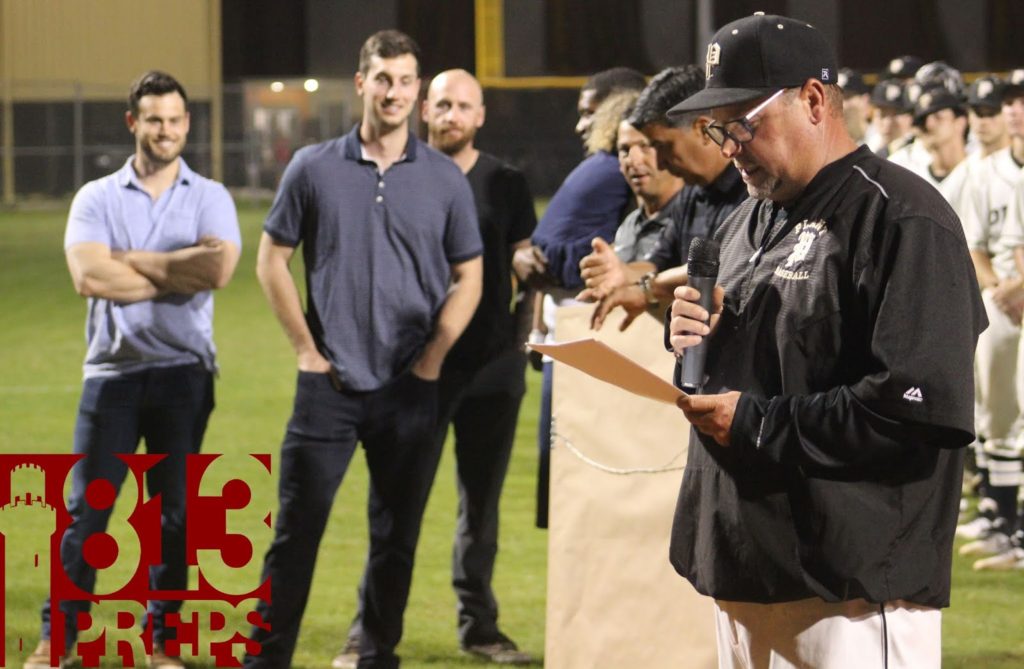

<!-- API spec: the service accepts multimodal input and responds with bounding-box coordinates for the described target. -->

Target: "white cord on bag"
[550,428,687,475]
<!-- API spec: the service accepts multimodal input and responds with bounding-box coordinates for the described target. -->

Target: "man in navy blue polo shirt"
[245,30,482,669]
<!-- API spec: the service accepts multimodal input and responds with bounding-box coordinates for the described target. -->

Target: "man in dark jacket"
[667,13,985,667]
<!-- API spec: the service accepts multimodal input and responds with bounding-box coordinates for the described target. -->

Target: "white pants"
[975,290,1024,440]
[713,597,941,669]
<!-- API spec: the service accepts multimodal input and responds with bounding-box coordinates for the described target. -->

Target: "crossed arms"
[66,236,241,303]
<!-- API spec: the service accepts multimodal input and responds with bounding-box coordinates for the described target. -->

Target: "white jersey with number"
[960,147,1024,279]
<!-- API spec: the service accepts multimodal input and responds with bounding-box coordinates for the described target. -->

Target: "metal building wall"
[2,0,216,98]
[0,0,222,201]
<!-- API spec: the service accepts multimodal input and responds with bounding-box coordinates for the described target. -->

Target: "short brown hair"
[128,71,187,115]
[359,30,421,76]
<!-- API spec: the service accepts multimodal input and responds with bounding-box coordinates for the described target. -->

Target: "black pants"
[244,371,438,669]
[349,349,527,647]
[42,364,213,651]
[445,350,526,644]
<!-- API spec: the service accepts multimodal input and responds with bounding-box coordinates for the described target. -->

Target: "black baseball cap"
[915,61,965,97]
[912,85,965,125]
[667,12,837,115]
[888,55,924,79]
[967,76,1006,112]
[870,78,910,112]
[838,68,870,96]
[1005,69,1024,99]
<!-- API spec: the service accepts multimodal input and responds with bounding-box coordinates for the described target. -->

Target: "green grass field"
[1,204,1022,668]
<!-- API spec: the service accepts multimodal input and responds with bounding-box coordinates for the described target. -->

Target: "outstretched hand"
[578,237,628,299]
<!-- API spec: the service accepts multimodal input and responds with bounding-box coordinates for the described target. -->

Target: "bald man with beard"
[334,69,537,668]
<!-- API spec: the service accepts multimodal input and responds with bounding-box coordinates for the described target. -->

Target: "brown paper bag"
[544,305,717,668]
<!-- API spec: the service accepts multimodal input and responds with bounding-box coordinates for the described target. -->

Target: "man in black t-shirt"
[667,14,985,666]
[334,69,537,668]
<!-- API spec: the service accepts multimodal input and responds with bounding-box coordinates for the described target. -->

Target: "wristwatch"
[638,271,659,305]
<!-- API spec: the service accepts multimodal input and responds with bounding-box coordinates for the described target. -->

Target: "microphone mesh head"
[687,237,721,276]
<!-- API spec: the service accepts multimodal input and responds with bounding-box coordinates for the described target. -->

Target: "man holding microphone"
[667,13,985,667]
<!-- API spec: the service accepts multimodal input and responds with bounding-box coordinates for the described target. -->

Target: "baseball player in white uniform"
[957,69,1024,571]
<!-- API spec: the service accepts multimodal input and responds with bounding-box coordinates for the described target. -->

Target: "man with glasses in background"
[667,13,984,667]
[578,66,746,331]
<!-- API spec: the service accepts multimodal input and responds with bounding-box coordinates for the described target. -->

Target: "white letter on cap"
[706,43,721,80]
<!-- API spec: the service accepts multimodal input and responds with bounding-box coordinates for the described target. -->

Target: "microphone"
[675,237,721,394]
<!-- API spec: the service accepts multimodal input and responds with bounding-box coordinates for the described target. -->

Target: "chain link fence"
[0,79,354,202]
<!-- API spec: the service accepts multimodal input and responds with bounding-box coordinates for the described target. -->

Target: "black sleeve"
[644,216,683,272]
[730,215,985,473]
[730,387,967,477]
[505,167,538,244]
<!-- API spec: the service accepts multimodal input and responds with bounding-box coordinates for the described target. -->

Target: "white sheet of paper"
[530,338,684,405]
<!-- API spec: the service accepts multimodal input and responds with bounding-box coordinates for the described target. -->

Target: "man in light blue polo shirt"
[245,30,482,669]
[25,70,240,669]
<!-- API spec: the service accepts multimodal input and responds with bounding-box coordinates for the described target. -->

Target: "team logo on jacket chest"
[774,220,827,281]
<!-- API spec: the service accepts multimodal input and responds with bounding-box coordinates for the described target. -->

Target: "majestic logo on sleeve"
[705,43,721,80]
[774,220,827,281]
[903,387,924,402]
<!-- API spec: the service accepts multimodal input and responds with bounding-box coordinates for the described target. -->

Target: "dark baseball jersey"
[670,145,986,607]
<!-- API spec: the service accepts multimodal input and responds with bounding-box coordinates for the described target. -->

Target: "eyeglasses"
[703,89,786,148]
